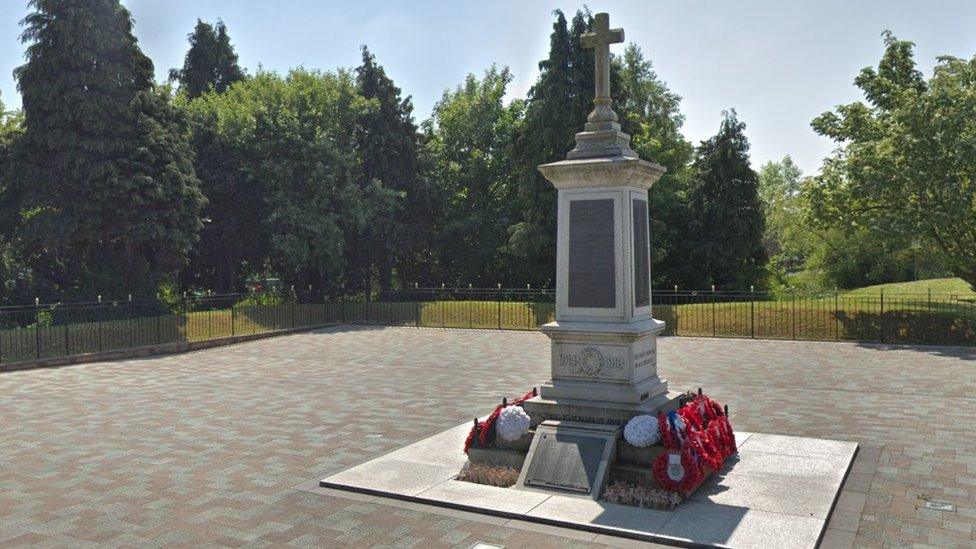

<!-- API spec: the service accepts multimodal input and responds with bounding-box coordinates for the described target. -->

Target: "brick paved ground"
[1,326,974,547]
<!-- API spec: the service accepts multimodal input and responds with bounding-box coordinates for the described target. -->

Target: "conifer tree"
[12,0,205,297]
[350,46,422,294]
[509,10,631,286]
[508,10,586,287]
[686,110,767,290]
[170,19,246,99]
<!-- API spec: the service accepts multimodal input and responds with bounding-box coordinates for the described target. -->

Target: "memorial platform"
[321,421,857,548]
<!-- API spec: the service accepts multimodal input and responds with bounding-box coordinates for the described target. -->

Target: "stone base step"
[466,447,527,469]
[495,430,533,452]
[610,463,658,487]
[617,442,664,466]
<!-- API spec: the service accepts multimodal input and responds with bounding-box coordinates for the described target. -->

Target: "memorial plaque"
[632,198,650,308]
[568,199,615,308]
[524,431,607,493]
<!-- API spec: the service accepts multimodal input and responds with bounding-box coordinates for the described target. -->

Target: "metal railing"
[1,287,973,366]
[0,292,342,366]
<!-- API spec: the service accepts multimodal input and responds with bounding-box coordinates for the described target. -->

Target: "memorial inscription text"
[568,199,616,308]
[525,432,606,494]
[632,198,650,308]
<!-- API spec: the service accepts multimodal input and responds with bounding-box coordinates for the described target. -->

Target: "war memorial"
[322,13,858,547]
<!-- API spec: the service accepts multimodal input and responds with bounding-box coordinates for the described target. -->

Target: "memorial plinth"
[528,156,674,410]
[515,14,683,499]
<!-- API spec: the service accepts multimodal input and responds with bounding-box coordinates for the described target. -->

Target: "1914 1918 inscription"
[569,199,615,308]
[524,431,607,494]
[632,198,650,308]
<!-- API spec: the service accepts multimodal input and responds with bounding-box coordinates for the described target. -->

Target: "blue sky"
[1,1,974,174]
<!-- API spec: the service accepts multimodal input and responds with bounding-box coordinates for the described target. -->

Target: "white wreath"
[624,415,661,448]
[496,405,531,442]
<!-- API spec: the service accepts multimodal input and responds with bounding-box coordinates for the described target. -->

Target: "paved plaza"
[1,326,975,547]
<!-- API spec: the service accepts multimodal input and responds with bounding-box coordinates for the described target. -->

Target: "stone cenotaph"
[519,13,682,497]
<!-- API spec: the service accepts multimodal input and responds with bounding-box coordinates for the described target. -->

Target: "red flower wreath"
[653,392,736,493]
[653,447,703,494]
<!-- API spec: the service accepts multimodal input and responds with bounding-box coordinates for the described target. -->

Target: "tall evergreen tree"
[0,93,30,305]
[509,10,591,287]
[11,0,205,297]
[170,19,246,99]
[350,46,422,295]
[686,110,767,290]
[508,10,633,286]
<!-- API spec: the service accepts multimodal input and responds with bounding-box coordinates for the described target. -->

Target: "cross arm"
[580,28,625,49]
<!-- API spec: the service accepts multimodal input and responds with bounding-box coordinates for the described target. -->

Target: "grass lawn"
[842,277,975,297]
[661,279,976,344]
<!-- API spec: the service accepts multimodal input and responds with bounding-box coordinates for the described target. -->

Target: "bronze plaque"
[632,198,650,308]
[568,199,615,308]
[524,431,607,494]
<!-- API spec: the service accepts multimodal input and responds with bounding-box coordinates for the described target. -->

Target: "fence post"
[126,295,136,348]
[711,285,716,337]
[750,285,755,339]
[415,299,420,328]
[497,298,502,330]
[157,300,163,344]
[927,288,933,343]
[231,298,236,337]
[97,295,103,352]
[835,292,840,341]
[791,289,796,340]
[879,289,885,342]
[291,286,297,329]
[673,285,679,335]
[34,297,41,359]
[64,304,70,357]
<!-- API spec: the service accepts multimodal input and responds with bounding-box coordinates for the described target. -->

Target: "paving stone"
[730,450,850,486]
[525,496,672,536]
[738,433,857,458]
[658,500,824,547]
[1,327,973,546]
[417,481,552,516]
[692,470,838,519]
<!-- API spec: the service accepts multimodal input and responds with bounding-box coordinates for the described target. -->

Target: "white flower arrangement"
[495,405,531,441]
[623,414,661,448]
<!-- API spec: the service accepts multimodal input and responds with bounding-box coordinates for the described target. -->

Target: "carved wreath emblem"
[576,346,606,377]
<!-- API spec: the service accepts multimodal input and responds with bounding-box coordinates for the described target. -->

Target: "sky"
[0,1,974,174]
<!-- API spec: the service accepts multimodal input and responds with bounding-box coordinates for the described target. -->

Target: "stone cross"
[581,13,624,124]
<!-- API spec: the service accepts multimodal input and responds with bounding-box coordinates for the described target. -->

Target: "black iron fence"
[0,292,339,366]
[1,287,973,366]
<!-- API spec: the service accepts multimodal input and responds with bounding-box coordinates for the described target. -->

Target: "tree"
[170,19,246,99]
[423,66,523,286]
[686,110,767,290]
[186,69,393,291]
[10,0,205,298]
[508,10,645,287]
[350,46,422,295]
[809,31,976,290]
[507,10,572,287]
[758,157,806,267]
[617,44,695,288]
[0,93,30,305]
